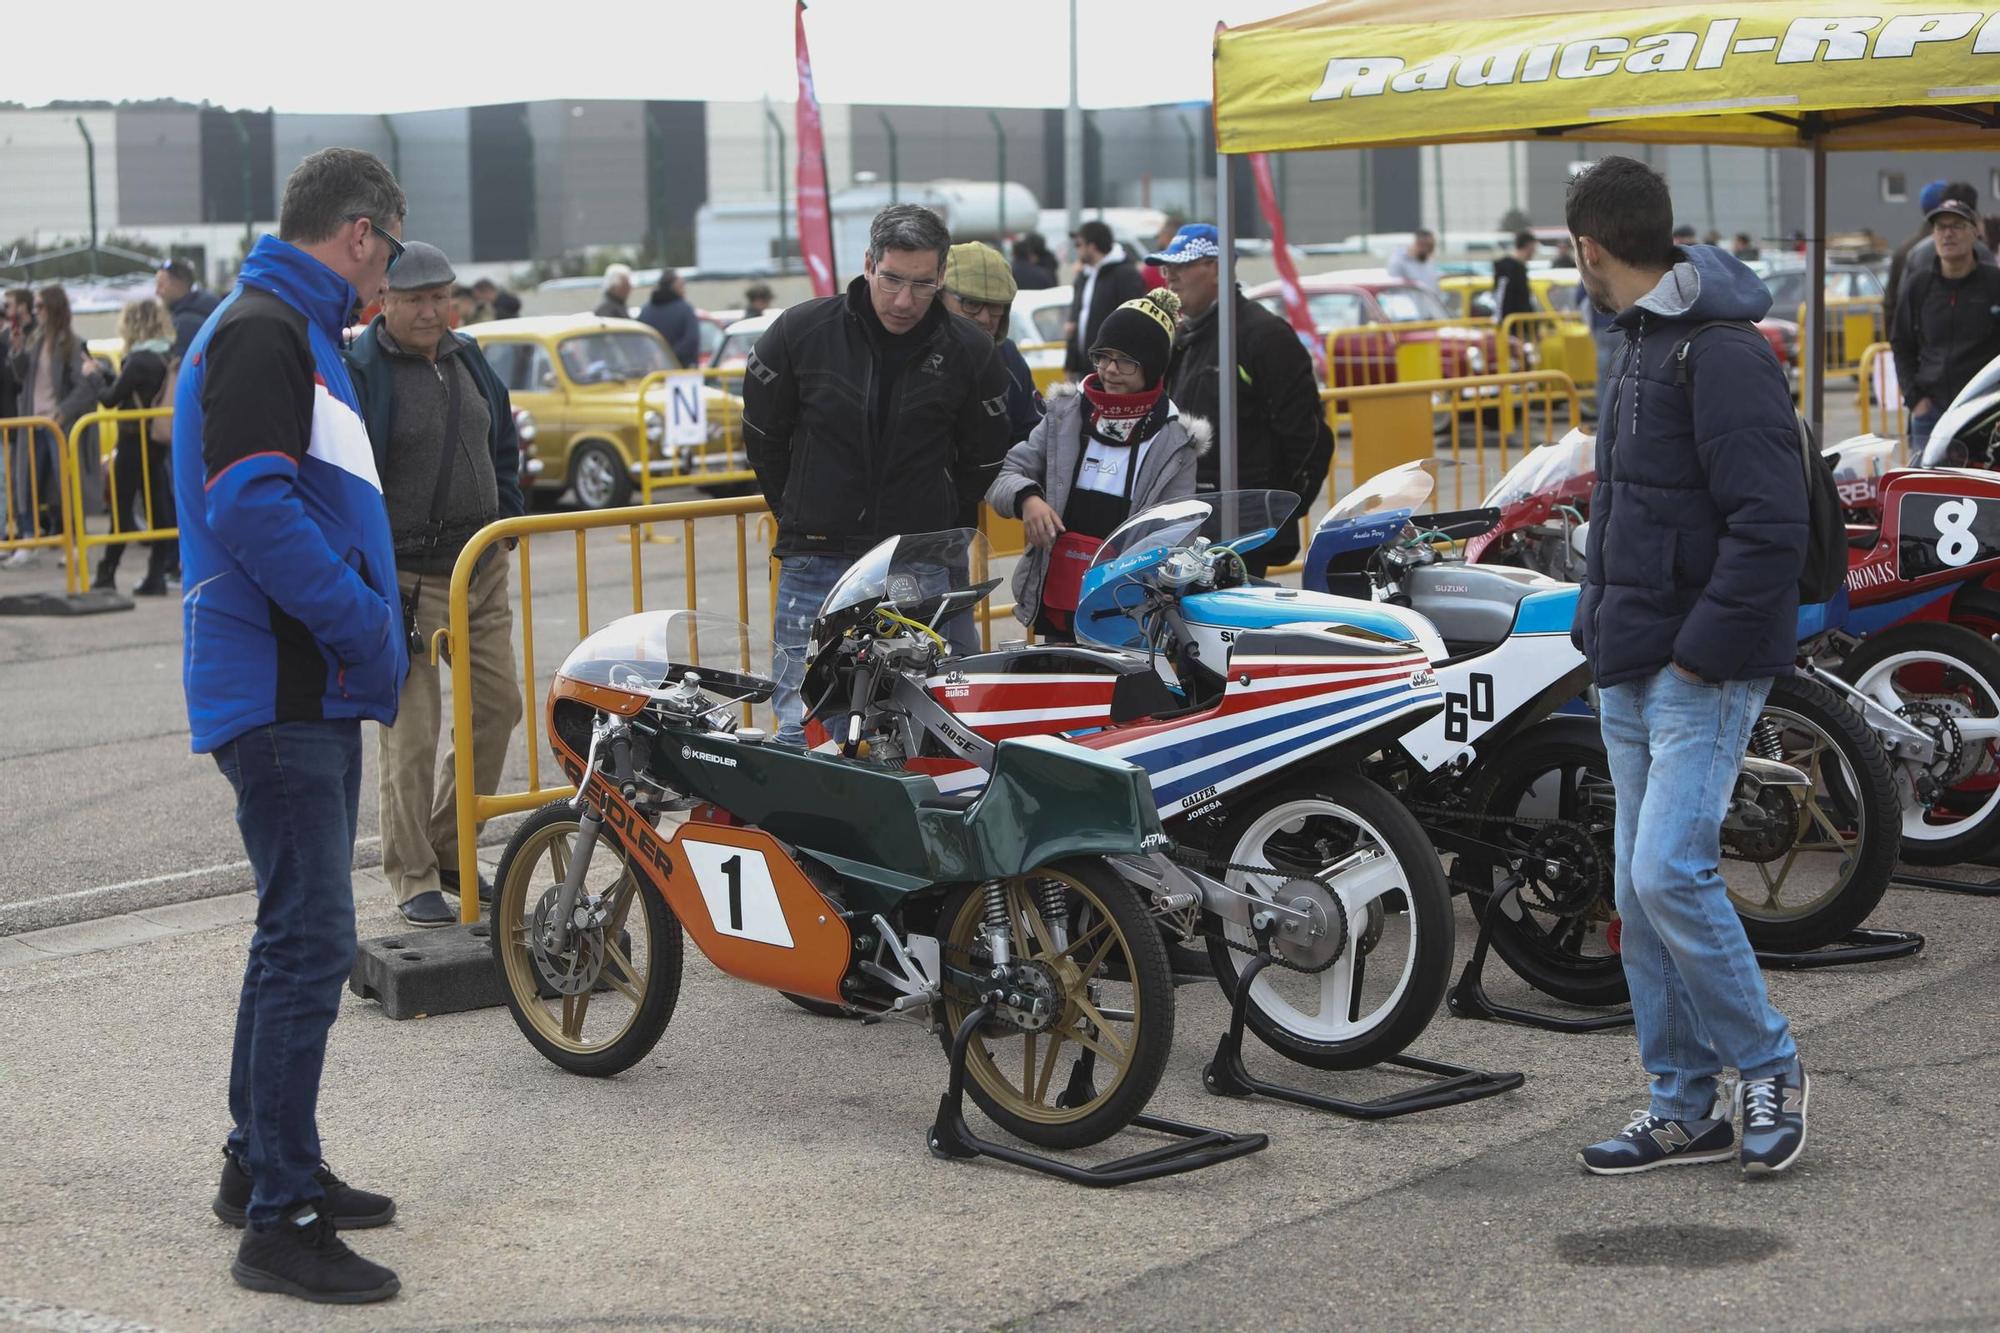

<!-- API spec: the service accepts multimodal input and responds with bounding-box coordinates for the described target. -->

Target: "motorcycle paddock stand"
[926,1001,1269,1188]
[1752,928,1925,970]
[1890,870,2000,898]
[1447,894,1636,1033]
[1203,922,1525,1117]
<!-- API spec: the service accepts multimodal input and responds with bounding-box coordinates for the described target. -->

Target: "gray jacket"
[986,383,1209,626]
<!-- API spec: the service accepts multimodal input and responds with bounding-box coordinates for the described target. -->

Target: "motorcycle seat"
[1403,562,1557,653]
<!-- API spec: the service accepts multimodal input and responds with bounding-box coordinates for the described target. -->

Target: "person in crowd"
[742,282,775,318]
[987,287,1203,639]
[174,147,407,1305]
[1672,223,1699,246]
[1491,230,1538,324]
[1154,223,1326,575]
[743,204,1010,744]
[941,241,1041,449]
[451,285,480,326]
[1550,236,1576,269]
[594,263,633,319]
[473,276,520,321]
[155,258,221,360]
[1566,155,1810,1178]
[0,290,30,531]
[1387,228,1443,295]
[5,284,95,568]
[1139,212,1185,289]
[346,241,524,930]
[1891,198,2000,454]
[637,270,701,367]
[1730,232,1762,262]
[1887,181,1991,319]
[89,296,179,595]
[1064,219,1146,377]
[1011,232,1057,291]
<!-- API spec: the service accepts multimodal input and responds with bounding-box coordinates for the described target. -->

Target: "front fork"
[550,716,633,952]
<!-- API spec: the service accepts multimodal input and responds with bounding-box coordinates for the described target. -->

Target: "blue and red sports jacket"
[173,235,406,753]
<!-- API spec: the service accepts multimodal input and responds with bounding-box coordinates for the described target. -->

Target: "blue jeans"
[771,552,978,745]
[1599,667,1798,1121]
[213,719,364,1227]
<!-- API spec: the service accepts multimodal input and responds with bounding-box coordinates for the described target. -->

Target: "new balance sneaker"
[1738,1060,1810,1175]
[213,1150,397,1229]
[231,1203,399,1305]
[1578,1109,1735,1175]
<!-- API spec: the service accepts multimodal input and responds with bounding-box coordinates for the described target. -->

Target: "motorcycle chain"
[1167,849,1352,975]
[1403,800,1611,919]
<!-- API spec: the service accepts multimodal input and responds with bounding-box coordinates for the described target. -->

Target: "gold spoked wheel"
[939,861,1172,1150]
[490,799,683,1077]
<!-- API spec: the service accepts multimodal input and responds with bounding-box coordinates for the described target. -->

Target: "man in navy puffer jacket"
[1566,157,1812,1181]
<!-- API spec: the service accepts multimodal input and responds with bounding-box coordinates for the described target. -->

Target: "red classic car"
[1246,270,1510,387]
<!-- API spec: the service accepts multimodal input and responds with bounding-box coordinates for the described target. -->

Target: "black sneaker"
[398,890,456,927]
[231,1203,400,1304]
[213,1151,397,1229]
[1578,1109,1735,1175]
[1738,1060,1810,1175]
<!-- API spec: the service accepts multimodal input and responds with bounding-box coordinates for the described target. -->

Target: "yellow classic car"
[463,315,747,509]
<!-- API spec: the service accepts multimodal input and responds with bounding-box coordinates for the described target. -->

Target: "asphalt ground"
[0,870,1993,1331]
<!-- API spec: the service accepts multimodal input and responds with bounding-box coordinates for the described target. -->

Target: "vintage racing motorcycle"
[490,608,1202,1152]
[1302,459,1903,1006]
[801,515,1459,1075]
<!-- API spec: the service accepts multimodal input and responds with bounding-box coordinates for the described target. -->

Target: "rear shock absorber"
[1036,878,1070,950]
[981,881,1012,968]
[1750,717,1786,762]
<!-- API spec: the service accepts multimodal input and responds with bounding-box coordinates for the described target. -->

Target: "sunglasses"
[348,214,405,271]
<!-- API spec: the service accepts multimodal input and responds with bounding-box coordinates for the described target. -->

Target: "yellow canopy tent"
[1206,0,2000,482]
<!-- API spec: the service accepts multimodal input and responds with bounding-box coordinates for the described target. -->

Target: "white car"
[1011,285,1071,378]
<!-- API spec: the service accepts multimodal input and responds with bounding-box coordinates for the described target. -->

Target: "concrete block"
[0,589,134,616]
[349,923,505,1020]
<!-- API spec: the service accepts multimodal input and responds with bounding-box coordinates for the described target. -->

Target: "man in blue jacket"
[174,147,408,1304]
[1566,157,1811,1179]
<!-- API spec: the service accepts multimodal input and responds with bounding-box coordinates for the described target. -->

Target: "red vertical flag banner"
[1248,152,1326,380]
[795,1,837,298]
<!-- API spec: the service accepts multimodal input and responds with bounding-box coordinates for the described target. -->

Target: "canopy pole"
[1804,137,1826,441]
[1217,146,1238,492]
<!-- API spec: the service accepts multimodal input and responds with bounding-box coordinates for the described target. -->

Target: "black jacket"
[1163,288,1324,565]
[1574,246,1806,687]
[1492,255,1534,322]
[1065,247,1148,374]
[344,318,525,520]
[743,277,1011,558]
[1012,258,1056,291]
[638,292,701,368]
[1890,261,2000,412]
[96,344,171,451]
[169,289,220,359]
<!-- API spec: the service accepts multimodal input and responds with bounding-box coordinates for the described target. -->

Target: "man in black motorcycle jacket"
[743,204,1011,745]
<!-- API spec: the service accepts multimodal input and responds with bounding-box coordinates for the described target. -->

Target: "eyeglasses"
[1090,350,1140,375]
[875,270,941,299]
[349,214,405,271]
[947,293,1003,317]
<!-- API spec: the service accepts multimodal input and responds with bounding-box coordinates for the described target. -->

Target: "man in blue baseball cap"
[1887,179,1991,319]
[1152,222,1327,573]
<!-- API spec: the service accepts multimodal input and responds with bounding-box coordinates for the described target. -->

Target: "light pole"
[877,111,899,202]
[764,105,790,274]
[74,118,98,275]
[986,110,1007,238]
[1065,0,1082,235]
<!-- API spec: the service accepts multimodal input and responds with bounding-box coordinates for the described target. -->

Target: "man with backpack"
[1566,156,1813,1178]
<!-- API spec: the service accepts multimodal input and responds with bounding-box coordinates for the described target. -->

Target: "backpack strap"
[1669,318,1760,389]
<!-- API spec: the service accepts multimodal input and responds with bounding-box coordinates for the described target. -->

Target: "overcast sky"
[8,0,1305,114]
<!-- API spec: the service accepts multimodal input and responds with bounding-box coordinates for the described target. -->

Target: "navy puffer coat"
[1572,245,1807,687]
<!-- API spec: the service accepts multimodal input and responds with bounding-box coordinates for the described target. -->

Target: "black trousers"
[99,434,177,580]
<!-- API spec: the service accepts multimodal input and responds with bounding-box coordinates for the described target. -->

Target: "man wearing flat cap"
[941,242,1043,452]
[346,241,525,927]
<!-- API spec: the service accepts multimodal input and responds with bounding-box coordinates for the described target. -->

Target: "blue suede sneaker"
[1738,1060,1809,1175]
[1579,1109,1735,1175]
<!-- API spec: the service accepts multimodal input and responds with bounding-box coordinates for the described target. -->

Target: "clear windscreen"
[1483,428,1596,509]
[1828,434,1897,482]
[1327,459,1444,525]
[557,610,773,702]
[1087,490,1300,572]
[818,528,996,622]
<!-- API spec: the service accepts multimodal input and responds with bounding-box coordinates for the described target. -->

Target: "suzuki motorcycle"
[804,518,1458,1074]
[1302,459,1902,1004]
[1478,431,2000,865]
[490,608,1190,1151]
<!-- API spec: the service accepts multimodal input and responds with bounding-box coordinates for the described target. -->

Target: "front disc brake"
[529,885,606,996]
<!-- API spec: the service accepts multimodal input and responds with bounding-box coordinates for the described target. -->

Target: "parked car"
[1747,261,1884,373]
[1012,284,1071,387]
[1245,270,1506,387]
[1440,268,1583,321]
[463,315,745,508]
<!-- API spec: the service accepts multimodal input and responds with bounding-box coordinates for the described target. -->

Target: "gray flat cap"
[388,240,456,291]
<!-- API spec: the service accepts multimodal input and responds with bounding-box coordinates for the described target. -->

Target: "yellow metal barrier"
[0,414,74,561]
[1795,297,1882,407]
[64,407,175,594]
[633,368,757,510]
[1324,319,1494,392]
[443,488,1061,917]
[1325,370,1581,511]
[1855,341,1908,447]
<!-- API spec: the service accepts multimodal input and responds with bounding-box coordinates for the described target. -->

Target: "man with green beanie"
[942,241,1042,448]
